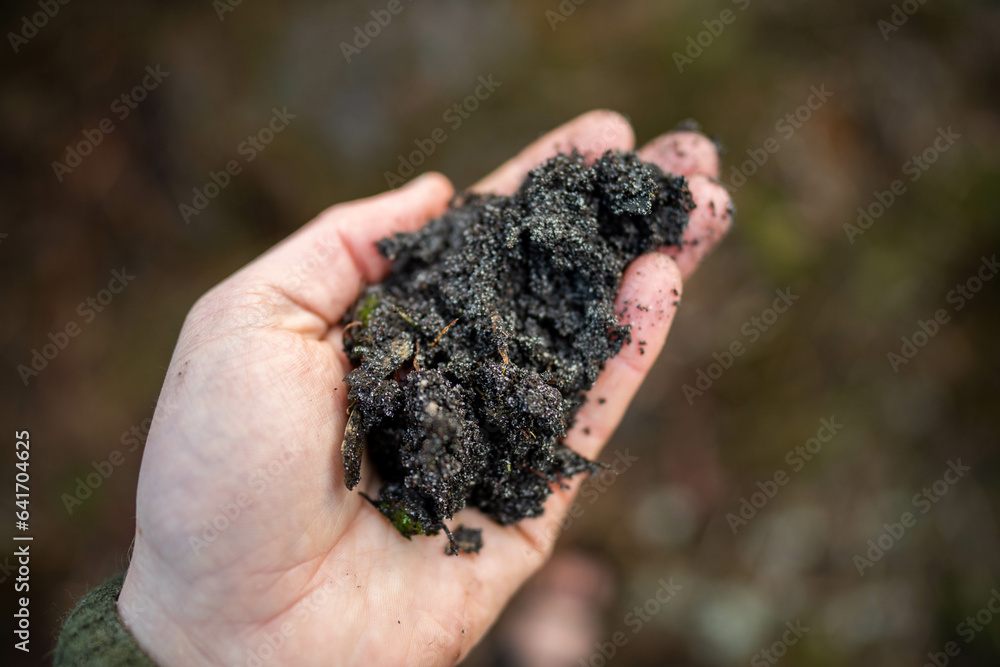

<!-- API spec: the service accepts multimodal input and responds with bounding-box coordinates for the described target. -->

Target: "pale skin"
[117,110,733,666]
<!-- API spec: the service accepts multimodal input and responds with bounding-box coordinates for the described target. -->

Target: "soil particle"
[444,525,483,556]
[341,151,694,552]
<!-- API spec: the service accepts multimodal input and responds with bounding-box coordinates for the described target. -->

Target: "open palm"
[117,111,732,666]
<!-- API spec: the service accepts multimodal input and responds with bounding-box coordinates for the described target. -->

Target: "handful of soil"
[341,151,694,554]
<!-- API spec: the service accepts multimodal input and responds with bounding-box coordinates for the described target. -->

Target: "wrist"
[119,542,221,666]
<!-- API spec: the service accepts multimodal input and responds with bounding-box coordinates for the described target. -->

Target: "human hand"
[117,110,732,666]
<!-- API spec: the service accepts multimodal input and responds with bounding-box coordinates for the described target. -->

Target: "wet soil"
[341,151,694,553]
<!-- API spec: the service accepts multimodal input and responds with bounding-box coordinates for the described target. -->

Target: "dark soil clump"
[341,151,694,553]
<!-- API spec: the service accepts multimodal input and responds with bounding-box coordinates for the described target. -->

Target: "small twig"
[490,314,510,367]
[526,467,548,480]
[441,523,459,556]
[431,318,459,348]
[343,321,361,333]
[392,307,417,327]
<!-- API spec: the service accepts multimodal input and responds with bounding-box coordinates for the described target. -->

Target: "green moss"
[357,294,380,327]
[390,506,424,538]
[368,498,426,538]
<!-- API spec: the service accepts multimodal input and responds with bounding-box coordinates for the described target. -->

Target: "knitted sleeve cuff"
[54,572,156,666]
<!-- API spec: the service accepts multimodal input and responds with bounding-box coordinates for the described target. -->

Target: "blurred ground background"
[2,0,999,665]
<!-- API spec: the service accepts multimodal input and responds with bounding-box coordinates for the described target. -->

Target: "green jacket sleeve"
[54,573,156,666]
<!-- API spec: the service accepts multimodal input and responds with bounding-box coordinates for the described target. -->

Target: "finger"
[640,129,720,180]
[566,254,682,459]
[206,173,455,334]
[663,175,733,279]
[471,109,635,196]
[511,253,684,553]
[638,131,733,280]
